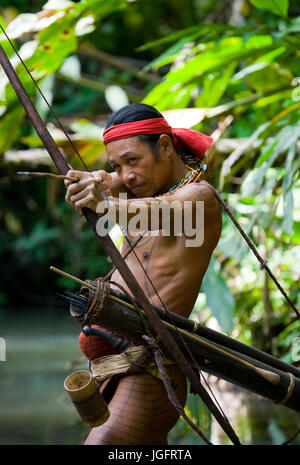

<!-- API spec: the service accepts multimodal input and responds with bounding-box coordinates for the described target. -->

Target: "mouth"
[131,185,145,195]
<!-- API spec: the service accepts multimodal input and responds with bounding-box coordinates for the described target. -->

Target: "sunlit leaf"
[43,0,74,9]
[34,73,55,121]
[0,14,37,39]
[105,85,129,112]
[249,0,289,18]
[70,119,101,140]
[59,55,81,79]
[196,62,237,108]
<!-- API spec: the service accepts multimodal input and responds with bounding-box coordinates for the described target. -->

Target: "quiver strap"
[70,279,110,326]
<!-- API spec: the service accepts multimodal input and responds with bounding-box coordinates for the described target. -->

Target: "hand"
[64,169,112,214]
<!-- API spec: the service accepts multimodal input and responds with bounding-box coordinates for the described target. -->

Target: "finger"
[69,184,94,204]
[92,170,112,187]
[74,193,96,213]
[65,176,94,201]
[91,170,104,180]
[64,170,83,187]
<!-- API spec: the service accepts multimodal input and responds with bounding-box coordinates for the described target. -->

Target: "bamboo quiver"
[68,284,300,414]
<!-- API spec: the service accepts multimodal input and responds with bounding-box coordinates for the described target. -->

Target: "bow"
[0,32,241,445]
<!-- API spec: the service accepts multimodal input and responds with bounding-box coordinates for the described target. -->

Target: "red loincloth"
[78,325,118,360]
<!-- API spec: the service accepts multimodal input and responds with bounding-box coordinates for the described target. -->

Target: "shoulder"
[173,181,221,222]
[173,180,217,203]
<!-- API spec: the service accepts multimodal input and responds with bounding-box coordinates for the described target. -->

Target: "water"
[0,309,299,445]
[0,308,89,445]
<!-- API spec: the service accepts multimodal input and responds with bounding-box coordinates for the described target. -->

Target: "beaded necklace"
[158,162,206,197]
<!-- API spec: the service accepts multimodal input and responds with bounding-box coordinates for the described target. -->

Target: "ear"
[159,134,173,157]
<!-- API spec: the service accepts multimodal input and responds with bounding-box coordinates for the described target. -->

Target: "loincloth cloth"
[78,326,182,404]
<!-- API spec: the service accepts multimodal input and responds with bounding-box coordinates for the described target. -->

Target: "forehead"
[106,136,151,162]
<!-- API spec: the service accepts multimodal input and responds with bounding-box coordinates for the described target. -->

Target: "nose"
[122,167,136,184]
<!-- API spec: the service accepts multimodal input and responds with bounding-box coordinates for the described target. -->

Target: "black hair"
[105,103,204,170]
[105,103,173,154]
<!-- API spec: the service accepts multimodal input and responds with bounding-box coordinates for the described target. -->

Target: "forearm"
[109,171,134,198]
[96,194,192,234]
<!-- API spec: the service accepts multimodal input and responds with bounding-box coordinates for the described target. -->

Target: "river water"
[0,308,299,445]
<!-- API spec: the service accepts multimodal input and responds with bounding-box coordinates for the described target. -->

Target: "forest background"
[0,0,299,445]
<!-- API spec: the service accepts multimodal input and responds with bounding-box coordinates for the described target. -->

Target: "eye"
[128,157,136,164]
[113,164,120,171]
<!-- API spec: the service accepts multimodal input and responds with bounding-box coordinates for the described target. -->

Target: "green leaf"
[70,119,101,140]
[247,63,292,94]
[201,257,235,334]
[0,106,25,153]
[282,144,298,235]
[282,188,294,235]
[249,0,289,17]
[255,124,300,169]
[137,24,238,53]
[195,61,237,108]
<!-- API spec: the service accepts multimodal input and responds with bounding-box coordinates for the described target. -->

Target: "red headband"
[103,117,213,159]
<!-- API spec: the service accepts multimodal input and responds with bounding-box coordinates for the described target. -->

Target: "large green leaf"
[0,106,25,153]
[282,144,299,235]
[201,257,235,334]
[247,63,292,93]
[249,0,289,18]
[195,61,237,108]
[137,24,241,53]
[255,123,300,169]
[144,36,278,110]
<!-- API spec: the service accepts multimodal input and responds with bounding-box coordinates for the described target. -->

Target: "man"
[64,103,222,445]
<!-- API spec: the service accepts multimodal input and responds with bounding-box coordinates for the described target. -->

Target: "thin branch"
[78,43,161,84]
[56,71,145,102]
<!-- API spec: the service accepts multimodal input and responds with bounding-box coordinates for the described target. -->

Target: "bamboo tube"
[64,370,110,427]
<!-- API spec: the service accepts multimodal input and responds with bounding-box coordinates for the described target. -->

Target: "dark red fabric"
[103,117,213,159]
[78,325,117,360]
